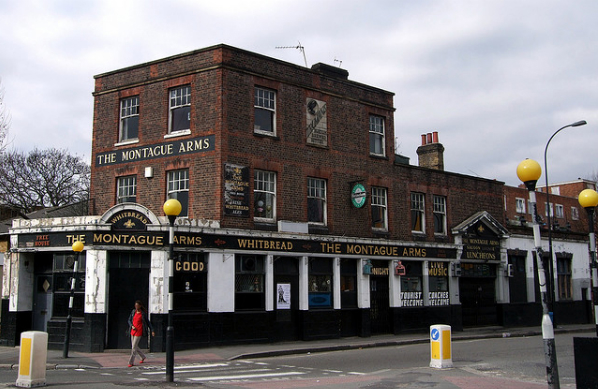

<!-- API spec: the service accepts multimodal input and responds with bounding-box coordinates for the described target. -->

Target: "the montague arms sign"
[95,135,215,166]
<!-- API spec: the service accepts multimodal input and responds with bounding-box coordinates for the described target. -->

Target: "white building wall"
[207,252,235,312]
[149,250,168,314]
[507,234,590,302]
[84,250,107,314]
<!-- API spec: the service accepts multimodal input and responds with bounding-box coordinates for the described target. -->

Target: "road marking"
[187,371,306,381]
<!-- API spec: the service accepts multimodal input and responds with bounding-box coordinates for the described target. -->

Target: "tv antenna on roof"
[276,41,308,67]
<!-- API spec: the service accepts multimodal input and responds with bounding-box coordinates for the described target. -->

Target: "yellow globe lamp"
[72,240,84,252]
[579,189,598,209]
[517,158,542,191]
[163,198,182,217]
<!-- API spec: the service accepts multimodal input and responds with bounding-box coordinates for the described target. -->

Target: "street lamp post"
[63,240,84,359]
[163,199,182,383]
[517,158,560,389]
[543,120,587,321]
[578,189,598,336]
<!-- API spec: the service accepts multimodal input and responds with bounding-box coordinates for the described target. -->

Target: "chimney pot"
[421,134,427,145]
[432,131,439,143]
[426,133,433,144]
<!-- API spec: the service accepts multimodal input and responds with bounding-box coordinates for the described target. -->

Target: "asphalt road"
[1,331,590,388]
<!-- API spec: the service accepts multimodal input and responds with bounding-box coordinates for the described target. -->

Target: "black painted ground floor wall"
[1,300,591,351]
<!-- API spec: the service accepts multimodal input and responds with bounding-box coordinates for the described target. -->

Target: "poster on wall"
[224,163,250,217]
[306,98,328,146]
[276,283,291,310]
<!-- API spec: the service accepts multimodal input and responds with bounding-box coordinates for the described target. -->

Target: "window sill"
[254,131,279,139]
[369,153,388,160]
[412,232,427,241]
[114,139,139,147]
[164,129,191,139]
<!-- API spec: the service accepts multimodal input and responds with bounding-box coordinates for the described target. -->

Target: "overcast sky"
[1,0,597,187]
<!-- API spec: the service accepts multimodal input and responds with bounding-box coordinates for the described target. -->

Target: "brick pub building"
[2,44,590,352]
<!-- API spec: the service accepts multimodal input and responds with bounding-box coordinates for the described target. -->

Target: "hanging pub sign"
[351,183,367,208]
[460,222,501,261]
[224,163,250,217]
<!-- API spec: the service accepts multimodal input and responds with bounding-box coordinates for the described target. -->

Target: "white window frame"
[411,192,425,233]
[167,169,189,217]
[119,96,139,142]
[571,206,579,220]
[168,85,191,135]
[371,187,388,231]
[555,204,564,218]
[433,195,447,235]
[254,87,276,136]
[545,202,554,218]
[369,115,385,156]
[254,170,276,222]
[307,177,327,225]
[515,197,526,214]
[117,176,137,203]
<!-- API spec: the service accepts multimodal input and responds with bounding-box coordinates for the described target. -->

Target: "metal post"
[528,189,560,388]
[543,120,587,323]
[165,215,175,382]
[62,250,80,359]
[584,206,598,336]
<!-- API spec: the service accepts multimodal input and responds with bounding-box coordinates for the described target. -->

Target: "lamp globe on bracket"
[72,240,84,252]
[163,199,182,217]
[579,189,598,209]
[517,158,542,191]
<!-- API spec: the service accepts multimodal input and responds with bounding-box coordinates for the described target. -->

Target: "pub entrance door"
[273,256,300,341]
[370,260,391,334]
[106,251,151,349]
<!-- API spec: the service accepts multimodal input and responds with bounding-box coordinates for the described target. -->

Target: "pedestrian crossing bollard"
[429,324,453,368]
[16,331,48,388]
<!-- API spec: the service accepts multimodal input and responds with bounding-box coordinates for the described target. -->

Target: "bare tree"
[0,148,90,214]
[0,78,10,152]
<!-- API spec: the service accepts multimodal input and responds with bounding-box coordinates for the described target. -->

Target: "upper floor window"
[254,87,276,135]
[307,177,326,225]
[169,86,191,134]
[515,198,526,214]
[571,206,579,220]
[119,96,139,142]
[369,115,385,156]
[167,169,189,217]
[555,204,564,218]
[371,187,387,230]
[544,202,554,218]
[433,195,447,235]
[117,176,136,203]
[411,192,425,233]
[254,170,276,222]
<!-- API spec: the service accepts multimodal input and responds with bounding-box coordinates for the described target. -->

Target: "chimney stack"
[417,131,444,171]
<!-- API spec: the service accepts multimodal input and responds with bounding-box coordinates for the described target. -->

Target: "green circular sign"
[351,183,367,208]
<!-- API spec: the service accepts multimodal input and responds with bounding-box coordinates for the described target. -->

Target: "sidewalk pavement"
[0,324,594,370]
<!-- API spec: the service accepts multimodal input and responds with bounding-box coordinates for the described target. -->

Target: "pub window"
[557,257,572,300]
[254,170,276,222]
[235,255,265,310]
[433,195,447,235]
[169,85,191,134]
[167,169,189,217]
[428,261,449,306]
[411,192,425,233]
[309,258,332,308]
[117,175,137,203]
[254,87,276,135]
[340,258,357,308]
[371,187,388,230]
[173,253,207,311]
[119,96,139,142]
[52,252,86,318]
[400,261,423,307]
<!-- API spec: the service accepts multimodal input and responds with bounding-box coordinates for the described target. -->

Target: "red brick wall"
[91,44,508,242]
